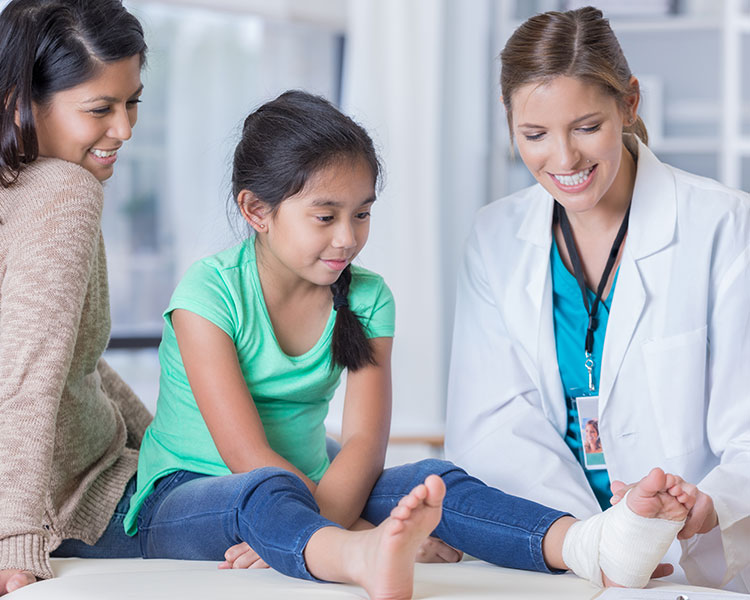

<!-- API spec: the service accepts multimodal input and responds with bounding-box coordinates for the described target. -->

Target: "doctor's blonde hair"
[500,5,648,145]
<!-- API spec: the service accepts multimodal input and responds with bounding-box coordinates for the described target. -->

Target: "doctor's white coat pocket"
[641,325,708,458]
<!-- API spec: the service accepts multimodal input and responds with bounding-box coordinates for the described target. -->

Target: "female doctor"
[445,6,750,592]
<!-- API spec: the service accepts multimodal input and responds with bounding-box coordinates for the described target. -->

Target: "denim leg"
[361,459,569,574]
[137,468,340,581]
[51,475,141,558]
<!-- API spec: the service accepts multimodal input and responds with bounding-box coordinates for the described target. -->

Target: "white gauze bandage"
[562,490,685,588]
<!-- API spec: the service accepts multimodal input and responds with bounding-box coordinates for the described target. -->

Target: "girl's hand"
[0,569,36,595]
[218,542,269,570]
[415,537,463,564]
[610,477,718,539]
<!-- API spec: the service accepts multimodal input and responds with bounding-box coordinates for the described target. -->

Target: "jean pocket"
[137,471,191,530]
[641,325,708,458]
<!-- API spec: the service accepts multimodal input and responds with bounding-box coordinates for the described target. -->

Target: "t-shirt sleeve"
[164,260,238,339]
[359,276,395,339]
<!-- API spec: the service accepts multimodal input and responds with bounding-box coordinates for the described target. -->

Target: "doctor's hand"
[602,563,674,587]
[0,569,36,595]
[610,476,718,540]
[669,482,718,539]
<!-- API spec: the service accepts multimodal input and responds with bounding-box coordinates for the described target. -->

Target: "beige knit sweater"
[0,158,153,579]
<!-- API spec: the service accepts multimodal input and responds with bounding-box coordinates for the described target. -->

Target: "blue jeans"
[137,459,567,581]
[51,475,141,558]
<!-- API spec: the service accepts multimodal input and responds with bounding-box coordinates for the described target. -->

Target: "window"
[104,2,344,408]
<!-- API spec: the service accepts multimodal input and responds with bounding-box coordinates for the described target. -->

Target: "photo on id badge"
[577,395,606,469]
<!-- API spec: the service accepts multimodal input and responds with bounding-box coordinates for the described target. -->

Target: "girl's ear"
[237,190,270,233]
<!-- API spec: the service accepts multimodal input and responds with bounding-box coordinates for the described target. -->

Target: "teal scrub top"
[550,236,617,510]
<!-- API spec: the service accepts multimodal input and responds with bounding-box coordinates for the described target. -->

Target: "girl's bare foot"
[305,474,446,600]
[356,474,445,599]
[303,475,445,599]
[563,468,687,588]
[625,467,691,522]
[600,468,687,587]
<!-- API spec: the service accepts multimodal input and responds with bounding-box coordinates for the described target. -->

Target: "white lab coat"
[445,138,750,591]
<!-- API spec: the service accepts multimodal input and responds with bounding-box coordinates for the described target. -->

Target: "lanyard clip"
[585,354,595,392]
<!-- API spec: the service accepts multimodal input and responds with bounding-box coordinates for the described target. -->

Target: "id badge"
[575,395,606,470]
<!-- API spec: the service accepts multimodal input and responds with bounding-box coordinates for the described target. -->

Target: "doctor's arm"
[691,243,750,583]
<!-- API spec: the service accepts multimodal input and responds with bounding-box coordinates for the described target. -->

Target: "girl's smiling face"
[510,75,637,216]
[251,156,376,289]
[32,55,143,182]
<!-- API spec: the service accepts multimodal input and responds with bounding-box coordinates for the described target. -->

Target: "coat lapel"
[518,188,568,432]
[599,139,677,411]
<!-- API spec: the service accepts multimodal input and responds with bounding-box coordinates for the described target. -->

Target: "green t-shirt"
[124,239,395,534]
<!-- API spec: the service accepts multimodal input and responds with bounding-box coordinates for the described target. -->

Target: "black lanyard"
[553,201,630,391]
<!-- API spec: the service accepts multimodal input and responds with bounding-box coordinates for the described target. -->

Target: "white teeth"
[91,149,117,158]
[553,166,593,187]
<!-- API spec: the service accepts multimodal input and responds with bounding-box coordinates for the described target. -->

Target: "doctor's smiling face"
[510,75,638,217]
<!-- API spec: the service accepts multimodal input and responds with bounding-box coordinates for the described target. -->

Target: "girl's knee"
[240,467,310,496]
[411,458,465,478]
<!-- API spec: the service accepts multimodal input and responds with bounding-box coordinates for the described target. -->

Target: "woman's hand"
[218,542,268,570]
[0,570,36,595]
[610,476,718,539]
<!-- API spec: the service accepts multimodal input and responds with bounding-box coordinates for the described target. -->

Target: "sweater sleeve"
[0,163,103,579]
[96,358,153,449]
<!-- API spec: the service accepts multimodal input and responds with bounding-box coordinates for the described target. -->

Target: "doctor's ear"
[623,76,641,125]
[237,190,271,233]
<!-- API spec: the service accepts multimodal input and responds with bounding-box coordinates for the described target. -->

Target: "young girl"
[445,6,750,591]
[124,90,694,599]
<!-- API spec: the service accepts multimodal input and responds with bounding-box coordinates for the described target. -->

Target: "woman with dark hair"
[1,0,149,594]
[446,6,750,591]
[122,90,696,599]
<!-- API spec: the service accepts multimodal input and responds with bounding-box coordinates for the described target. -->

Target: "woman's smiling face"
[510,76,635,216]
[32,55,143,182]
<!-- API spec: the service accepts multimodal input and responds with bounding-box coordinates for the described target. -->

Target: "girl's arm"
[314,337,393,528]
[171,309,317,493]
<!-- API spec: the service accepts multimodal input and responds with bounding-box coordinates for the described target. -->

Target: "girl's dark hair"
[232,90,382,372]
[0,0,147,187]
[500,6,647,144]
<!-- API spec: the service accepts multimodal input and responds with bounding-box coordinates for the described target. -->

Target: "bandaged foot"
[562,468,687,588]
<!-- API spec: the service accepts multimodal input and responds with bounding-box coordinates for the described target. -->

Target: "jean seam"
[439,504,550,535]
[292,520,342,582]
[528,511,571,574]
[234,504,340,582]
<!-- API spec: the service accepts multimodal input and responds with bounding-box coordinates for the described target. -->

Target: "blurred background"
[24,0,750,462]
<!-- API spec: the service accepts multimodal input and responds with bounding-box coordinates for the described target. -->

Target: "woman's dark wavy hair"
[500,6,647,145]
[0,0,147,187]
[232,90,382,372]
